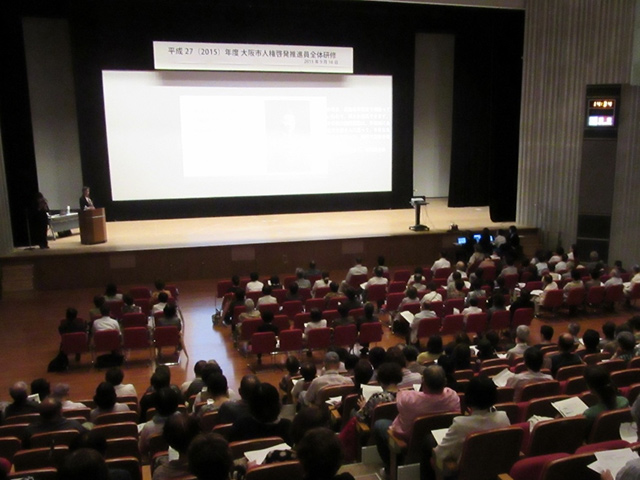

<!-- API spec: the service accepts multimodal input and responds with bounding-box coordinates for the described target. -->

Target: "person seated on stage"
[304,309,327,338]
[152,291,170,314]
[431,252,451,274]
[245,272,264,293]
[23,398,87,448]
[187,432,233,480]
[268,274,283,290]
[121,295,141,315]
[323,281,342,306]
[90,382,130,423]
[79,186,95,210]
[106,367,138,398]
[506,347,552,402]
[256,285,278,306]
[312,272,332,297]
[345,257,368,286]
[364,266,389,293]
[89,295,106,320]
[4,381,39,419]
[91,304,121,336]
[421,282,443,306]
[153,413,201,480]
[286,282,302,302]
[151,280,173,305]
[156,304,182,331]
[295,268,312,289]
[103,283,123,302]
[51,383,86,412]
[59,307,87,335]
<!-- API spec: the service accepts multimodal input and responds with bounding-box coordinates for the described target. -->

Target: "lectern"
[79,208,107,245]
[409,196,429,231]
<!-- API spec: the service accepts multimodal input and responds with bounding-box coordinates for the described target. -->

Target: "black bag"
[95,353,124,369]
[47,350,69,372]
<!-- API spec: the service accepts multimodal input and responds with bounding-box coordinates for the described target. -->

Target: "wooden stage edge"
[0,198,540,292]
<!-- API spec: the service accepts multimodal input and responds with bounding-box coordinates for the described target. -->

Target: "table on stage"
[48,212,79,239]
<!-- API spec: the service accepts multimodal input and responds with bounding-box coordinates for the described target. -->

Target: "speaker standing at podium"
[79,186,95,210]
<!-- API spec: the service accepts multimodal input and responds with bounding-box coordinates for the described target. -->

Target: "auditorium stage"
[1,198,540,291]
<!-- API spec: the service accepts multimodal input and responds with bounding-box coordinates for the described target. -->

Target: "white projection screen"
[102,70,393,201]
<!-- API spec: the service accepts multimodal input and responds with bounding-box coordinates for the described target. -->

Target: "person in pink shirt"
[373,365,460,475]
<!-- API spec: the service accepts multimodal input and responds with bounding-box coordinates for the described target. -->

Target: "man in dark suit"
[79,186,95,210]
[549,333,583,377]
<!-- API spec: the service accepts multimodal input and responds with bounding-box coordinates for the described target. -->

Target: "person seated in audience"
[364,266,389,293]
[304,308,327,338]
[487,291,507,321]
[628,316,640,342]
[23,397,87,448]
[298,427,356,480]
[584,268,603,290]
[139,387,181,462]
[506,347,552,401]
[156,304,182,331]
[181,360,208,399]
[507,325,530,360]
[103,283,123,302]
[352,359,374,389]
[580,329,602,357]
[90,382,130,423]
[447,278,467,301]
[295,268,311,289]
[219,275,243,321]
[448,262,469,284]
[235,298,261,340]
[374,365,460,476]
[187,432,233,480]
[140,368,174,422]
[354,362,402,424]
[510,289,534,323]
[332,304,356,329]
[223,289,245,325]
[4,381,38,419]
[464,280,486,307]
[197,372,230,416]
[218,374,260,424]
[409,302,438,346]
[279,355,300,401]
[68,430,132,480]
[368,346,387,381]
[432,251,451,273]
[341,287,362,312]
[59,307,87,335]
[427,376,510,480]
[534,325,554,350]
[385,347,422,388]
[475,338,498,366]
[451,343,472,371]
[420,282,443,306]
[121,294,141,315]
[418,335,444,365]
[599,321,618,354]
[610,331,636,364]
[625,264,640,297]
[286,282,302,302]
[356,301,378,330]
[563,269,585,300]
[91,304,121,337]
[60,447,121,480]
[345,257,368,285]
[245,272,264,293]
[549,333,584,377]
[304,260,321,278]
[152,291,170,314]
[467,244,486,271]
[266,274,282,290]
[30,378,50,402]
[151,280,173,305]
[499,256,518,278]
[51,383,86,411]
[323,281,341,304]
[301,352,354,407]
[583,365,629,428]
[89,296,106,322]
[312,272,332,297]
[461,297,482,326]
[153,414,200,480]
[229,382,293,444]
[533,251,550,276]
[534,274,559,315]
[554,253,569,273]
[256,285,277,306]
[266,406,330,464]
[398,286,421,313]
[257,310,279,335]
[403,345,426,375]
[292,363,317,405]
[105,367,137,398]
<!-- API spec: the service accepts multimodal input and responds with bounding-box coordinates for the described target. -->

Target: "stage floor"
[11,198,521,256]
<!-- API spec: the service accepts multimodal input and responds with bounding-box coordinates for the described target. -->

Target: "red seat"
[313,287,330,299]
[509,453,570,480]
[585,286,605,309]
[349,307,365,319]
[106,300,125,320]
[282,301,303,319]
[359,322,383,346]
[216,280,233,297]
[610,369,640,389]
[434,267,451,280]
[93,330,121,359]
[153,326,181,356]
[249,332,277,368]
[283,276,297,289]
[455,426,523,480]
[246,291,261,303]
[293,312,311,331]
[400,302,420,314]
[298,288,312,302]
[441,314,464,335]
[279,329,303,356]
[257,303,280,316]
[367,284,388,305]
[525,281,543,291]
[393,270,411,282]
[555,364,586,381]
[512,308,534,328]
[564,287,586,310]
[60,332,90,358]
[527,416,590,456]
[121,313,147,328]
[520,381,560,402]
[416,317,441,343]
[465,312,488,335]
[385,292,405,312]
[444,298,464,316]
[604,284,624,305]
[327,296,347,310]
[272,315,290,332]
[348,273,368,289]
[305,298,325,312]
[503,274,520,291]
[272,289,287,304]
[489,310,511,331]
[239,319,263,344]
[129,287,151,299]
[388,282,406,294]
[539,289,564,316]
[334,324,358,350]
[588,408,633,443]
[429,301,444,318]
[307,327,332,353]
[134,298,152,316]
[122,327,152,362]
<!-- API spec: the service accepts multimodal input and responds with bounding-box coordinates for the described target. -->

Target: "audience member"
[104,283,123,302]
[153,414,201,480]
[582,366,629,428]
[305,260,321,278]
[312,272,332,297]
[549,333,584,377]
[187,433,233,480]
[139,387,181,461]
[92,304,121,335]
[403,345,426,375]
[302,352,354,406]
[292,363,317,405]
[417,335,443,365]
[90,382,130,423]
[197,372,230,416]
[23,398,87,448]
[279,355,300,401]
[580,329,601,357]
[507,325,530,360]
[256,285,277,306]
[265,406,329,464]
[58,307,86,335]
[506,347,553,401]
[534,325,554,350]
[122,294,141,314]
[152,292,170,314]
[151,280,172,305]
[246,272,264,292]
[181,360,207,398]
[218,374,260,424]
[60,448,113,480]
[599,321,618,354]
[157,304,182,331]
[298,427,355,480]
[611,331,636,364]
[385,347,422,387]
[4,381,38,419]
[51,383,86,411]
[345,257,368,285]
[431,252,451,273]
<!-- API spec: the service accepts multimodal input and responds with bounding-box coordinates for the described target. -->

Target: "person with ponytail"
[583,365,629,427]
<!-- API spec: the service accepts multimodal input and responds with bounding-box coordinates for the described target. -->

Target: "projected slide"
[102,70,392,201]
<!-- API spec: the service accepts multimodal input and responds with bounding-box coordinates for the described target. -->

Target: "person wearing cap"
[301,352,354,406]
[506,325,530,361]
[51,383,87,411]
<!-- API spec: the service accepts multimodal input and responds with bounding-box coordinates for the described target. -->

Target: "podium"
[79,208,107,245]
[409,196,429,231]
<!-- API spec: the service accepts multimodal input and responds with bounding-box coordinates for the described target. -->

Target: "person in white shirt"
[312,272,332,297]
[51,383,87,411]
[345,258,368,284]
[91,305,121,336]
[410,303,438,344]
[256,285,278,306]
[431,252,451,273]
[106,367,138,398]
[365,266,389,290]
[506,325,530,360]
[447,262,468,284]
[604,270,623,288]
[245,272,264,293]
[624,265,640,296]
[421,282,443,306]
[152,291,169,314]
[303,309,327,338]
[461,298,482,326]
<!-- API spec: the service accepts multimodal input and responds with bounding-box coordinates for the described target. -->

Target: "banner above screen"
[153,41,354,73]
